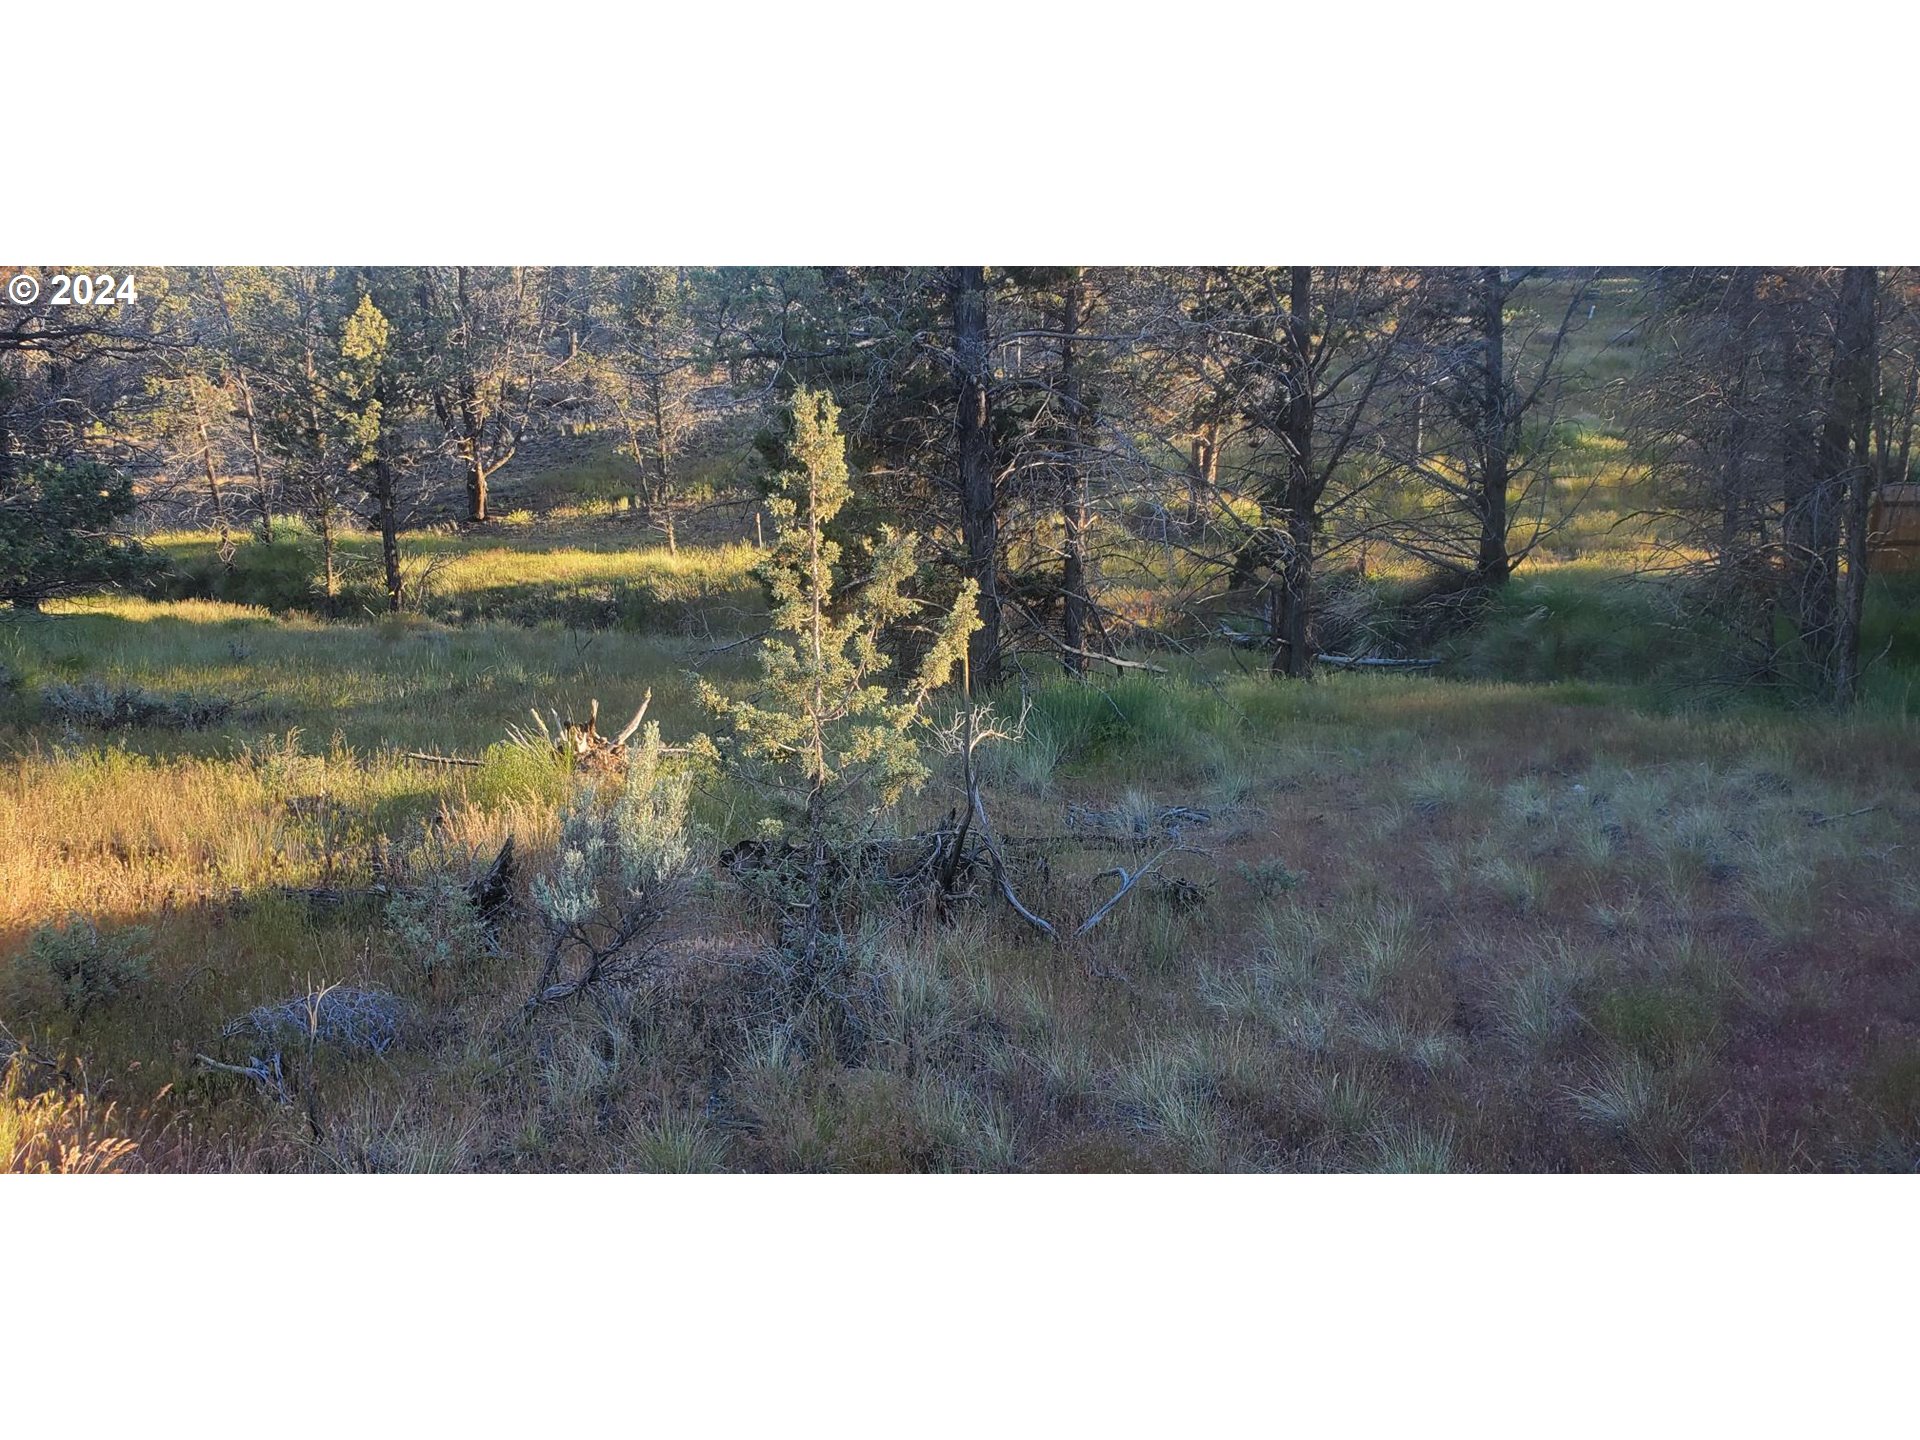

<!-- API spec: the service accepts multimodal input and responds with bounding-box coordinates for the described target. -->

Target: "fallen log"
[406,751,482,768]
[1314,653,1443,671]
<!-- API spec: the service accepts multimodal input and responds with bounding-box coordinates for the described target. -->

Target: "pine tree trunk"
[465,454,488,523]
[1476,267,1511,587]
[192,397,230,552]
[1782,293,1842,679]
[235,376,274,543]
[1273,508,1314,677]
[457,267,489,523]
[302,338,338,607]
[1271,266,1317,678]
[1059,271,1090,674]
[376,456,403,614]
[651,382,677,555]
[950,266,1000,687]
[375,417,404,614]
[1829,266,1877,706]
[1718,268,1758,560]
[461,387,488,523]
[1186,428,1217,529]
[316,494,338,606]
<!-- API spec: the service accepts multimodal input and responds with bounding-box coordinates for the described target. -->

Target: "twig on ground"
[1074,843,1209,937]
[1811,805,1877,826]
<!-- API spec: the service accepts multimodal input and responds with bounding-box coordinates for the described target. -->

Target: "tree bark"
[950,266,1000,687]
[1059,271,1091,674]
[1476,267,1511,586]
[650,378,677,555]
[1780,310,1836,669]
[1718,267,1758,559]
[1186,427,1218,529]
[375,442,403,614]
[191,387,230,552]
[1829,266,1878,706]
[301,337,339,606]
[460,375,488,523]
[456,268,490,523]
[1271,266,1316,677]
[233,375,274,543]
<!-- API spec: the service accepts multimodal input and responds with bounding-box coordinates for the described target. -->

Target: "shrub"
[526,727,696,1011]
[22,915,153,1018]
[387,876,489,986]
[158,528,339,612]
[41,678,235,731]
[1235,856,1304,899]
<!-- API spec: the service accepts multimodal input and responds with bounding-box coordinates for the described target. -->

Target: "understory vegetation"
[5,590,1918,1172]
[4,265,1919,1173]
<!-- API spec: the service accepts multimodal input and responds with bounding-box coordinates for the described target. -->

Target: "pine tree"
[701,386,978,975]
[336,292,402,609]
[0,460,157,608]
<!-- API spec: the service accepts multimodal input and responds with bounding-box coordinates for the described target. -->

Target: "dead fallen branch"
[503,691,694,769]
[1315,653,1442,671]
[1810,805,1877,826]
[1075,843,1210,937]
[405,751,482,768]
[193,1051,290,1102]
[1067,801,1212,840]
[945,691,1056,937]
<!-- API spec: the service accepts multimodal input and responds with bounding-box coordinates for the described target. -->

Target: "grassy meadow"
[5,499,1920,1172]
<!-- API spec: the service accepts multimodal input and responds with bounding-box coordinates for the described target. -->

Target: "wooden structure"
[1872,483,1920,574]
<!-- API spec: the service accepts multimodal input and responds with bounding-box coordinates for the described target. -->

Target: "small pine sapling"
[700,386,979,982]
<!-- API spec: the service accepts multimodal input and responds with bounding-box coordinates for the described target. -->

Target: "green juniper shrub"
[19,915,154,1019]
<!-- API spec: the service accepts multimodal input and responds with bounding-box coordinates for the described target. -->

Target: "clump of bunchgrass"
[1299,1070,1383,1143]
[1405,757,1473,816]
[1500,775,1555,828]
[1345,901,1422,1004]
[1492,939,1590,1056]
[1,1057,141,1174]
[1111,1040,1222,1167]
[910,1077,1021,1171]
[1473,853,1547,916]
[1369,1119,1461,1173]
[626,1108,730,1172]
[1563,1054,1714,1163]
[1346,1012,1461,1072]
[315,1091,481,1174]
